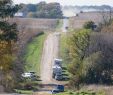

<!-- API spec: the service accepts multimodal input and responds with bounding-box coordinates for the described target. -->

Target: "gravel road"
[40,32,60,84]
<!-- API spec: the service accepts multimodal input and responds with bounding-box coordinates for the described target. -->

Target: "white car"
[22,73,32,78]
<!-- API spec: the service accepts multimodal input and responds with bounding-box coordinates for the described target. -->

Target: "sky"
[13,0,113,6]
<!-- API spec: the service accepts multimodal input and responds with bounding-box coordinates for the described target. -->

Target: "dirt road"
[40,32,60,84]
[34,20,68,95]
[62,18,69,32]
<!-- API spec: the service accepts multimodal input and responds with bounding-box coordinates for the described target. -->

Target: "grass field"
[14,89,33,94]
[55,90,105,95]
[59,33,67,58]
[24,33,46,75]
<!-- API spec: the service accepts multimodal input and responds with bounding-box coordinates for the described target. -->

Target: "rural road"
[40,32,60,84]
[40,18,69,84]
[62,18,69,32]
[34,19,69,94]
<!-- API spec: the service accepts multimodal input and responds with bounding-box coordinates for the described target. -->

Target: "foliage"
[56,90,105,95]
[84,21,95,30]
[83,32,113,84]
[96,10,113,32]
[0,0,20,18]
[68,29,91,89]
[19,2,63,18]
[0,0,19,91]
[67,29,113,89]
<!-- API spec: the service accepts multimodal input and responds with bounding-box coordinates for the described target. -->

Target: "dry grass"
[8,17,58,55]
[9,18,58,31]
[82,85,113,95]
[69,12,113,29]
[33,92,50,95]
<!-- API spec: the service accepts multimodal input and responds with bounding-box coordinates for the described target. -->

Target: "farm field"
[9,18,58,31]
[9,18,58,56]
[69,12,113,29]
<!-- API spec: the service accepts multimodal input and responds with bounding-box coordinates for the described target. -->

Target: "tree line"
[0,0,23,92]
[19,2,63,18]
[65,15,113,90]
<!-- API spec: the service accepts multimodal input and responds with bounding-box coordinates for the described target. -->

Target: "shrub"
[84,21,95,30]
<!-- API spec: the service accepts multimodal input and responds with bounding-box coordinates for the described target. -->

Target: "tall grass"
[24,33,46,75]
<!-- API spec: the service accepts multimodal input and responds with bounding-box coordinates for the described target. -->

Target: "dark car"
[56,85,64,92]
[51,85,64,94]
[51,89,60,94]
[55,73,63,80]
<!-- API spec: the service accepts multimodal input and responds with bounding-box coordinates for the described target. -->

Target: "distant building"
[15,12,23,17]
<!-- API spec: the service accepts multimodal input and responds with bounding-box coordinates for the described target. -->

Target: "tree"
[97,9,113,32]
[68,29,91,89]
[84,32,113,84]
[68,30,113,89]
[0,0,20,20]
[19,2,63,18]
[0,0,19,91]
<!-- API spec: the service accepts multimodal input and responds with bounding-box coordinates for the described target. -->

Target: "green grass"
[59,33,70,81]
[24,33,46,75]
[14,89,33,94]
[55,90,105,95]
[59,33,67,59]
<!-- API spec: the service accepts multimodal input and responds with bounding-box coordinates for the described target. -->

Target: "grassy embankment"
[55,90,105,95]
[24,33,46,75]
[59,32,71,82]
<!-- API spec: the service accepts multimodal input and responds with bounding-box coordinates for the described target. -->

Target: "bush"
[84,21,95,30]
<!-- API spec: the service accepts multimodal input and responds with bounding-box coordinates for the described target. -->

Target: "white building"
[15,12,23,17]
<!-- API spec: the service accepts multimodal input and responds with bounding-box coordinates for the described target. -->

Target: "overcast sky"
[13,0,113,6]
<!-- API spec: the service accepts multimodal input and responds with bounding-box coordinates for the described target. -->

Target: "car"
[51,85,64,94]
[55,73,63,80]
[21,72,37,79]
[22,73,32,78]
[51,89,60,94]
[56,85,64,92]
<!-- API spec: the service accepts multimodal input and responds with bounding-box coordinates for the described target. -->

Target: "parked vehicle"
[51,85,64,94]
[21,72,37,80]
[56,85,64,92]
[51,89,60,94]
[52,65,62,78]
[54,59,62,66]
[22,73,32,78]
[52,59,63,80]
[55,73,63,80]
